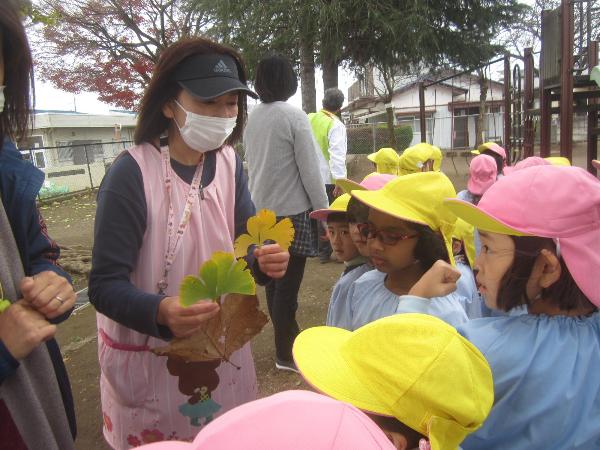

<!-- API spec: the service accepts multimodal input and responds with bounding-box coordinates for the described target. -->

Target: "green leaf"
[179,252,256,307]
[0,299,10,314]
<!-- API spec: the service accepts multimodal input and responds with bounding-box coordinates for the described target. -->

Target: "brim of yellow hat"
[336,178,364,194]
[293,326,394,417]
[367,153,377,163]
[443,198,531,236]
[592,160,600,170]
[309,194,351,221]
[350,189,428,228]
[545,156,571,166]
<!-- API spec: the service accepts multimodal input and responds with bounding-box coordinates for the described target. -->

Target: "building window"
[20,149,46,169]
[56,140,103,165]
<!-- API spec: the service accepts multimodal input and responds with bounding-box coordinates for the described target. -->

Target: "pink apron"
[96,144,257,449]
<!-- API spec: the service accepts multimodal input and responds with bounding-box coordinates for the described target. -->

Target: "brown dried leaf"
[152,293,268,363]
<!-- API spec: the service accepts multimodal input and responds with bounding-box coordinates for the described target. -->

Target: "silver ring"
[54,295,65,305]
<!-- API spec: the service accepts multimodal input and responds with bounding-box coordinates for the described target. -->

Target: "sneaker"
[275,358,300,374]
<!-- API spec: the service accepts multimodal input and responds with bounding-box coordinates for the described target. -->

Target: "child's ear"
[526,249,562,300]
[383,431,409,450]
[451,239,462,256]
[537,249,562,288]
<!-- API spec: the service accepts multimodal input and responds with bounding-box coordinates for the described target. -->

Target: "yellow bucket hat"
[431,145,443,171]
[309,194,351,221]
[452,218,476,268]
[367,147,400,175]
[545,156,571,166]
[399,143,435,175]
[293,313,494,450]
[350,171,457,264]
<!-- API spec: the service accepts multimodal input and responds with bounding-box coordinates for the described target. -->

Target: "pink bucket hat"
[336,172,396,194]
[472,142,507,161]
[468,154,498,195]
[137,390,395,450]
[445,165,600,307]
[504,156,550,175]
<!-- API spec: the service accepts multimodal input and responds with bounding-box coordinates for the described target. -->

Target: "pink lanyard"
[157,146,203,295]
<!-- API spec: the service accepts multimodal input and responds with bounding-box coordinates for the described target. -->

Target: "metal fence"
[21,141,131,199]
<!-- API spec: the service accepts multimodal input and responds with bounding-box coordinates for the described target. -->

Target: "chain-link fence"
[346,123,414,154]
[20,140,132,200]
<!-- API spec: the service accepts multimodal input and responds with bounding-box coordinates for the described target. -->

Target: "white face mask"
[174,100,237,153]
[0,86,5,114]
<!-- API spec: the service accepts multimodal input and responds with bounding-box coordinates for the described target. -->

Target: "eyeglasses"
[357,223,418,246]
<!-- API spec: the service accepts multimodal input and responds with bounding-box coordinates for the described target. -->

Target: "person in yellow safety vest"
[398,142,435,175]
[308,88,348,263]
[367,148,400,175]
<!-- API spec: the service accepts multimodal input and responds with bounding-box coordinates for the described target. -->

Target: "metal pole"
[371,122,376,152]
[588,40,598,173]
[540,10,552,157]
[523,48,535,158]
[84,145,94,189]
[503,54,512,162]
[560,0,574,161]
[419,82,427,142]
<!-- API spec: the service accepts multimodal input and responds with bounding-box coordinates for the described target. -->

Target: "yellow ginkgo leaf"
[234,209,295,258]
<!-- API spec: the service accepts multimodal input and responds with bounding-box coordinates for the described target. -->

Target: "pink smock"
[96,144,257,449]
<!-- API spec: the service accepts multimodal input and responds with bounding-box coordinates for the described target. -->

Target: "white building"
[18,110,137,194]
[344,69,505,150]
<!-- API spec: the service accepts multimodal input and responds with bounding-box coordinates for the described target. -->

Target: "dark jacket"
[0,140,76,438]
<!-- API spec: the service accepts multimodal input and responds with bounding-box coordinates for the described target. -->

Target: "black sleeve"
[88,153,171,339]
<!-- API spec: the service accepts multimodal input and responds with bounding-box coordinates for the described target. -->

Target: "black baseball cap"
[174,53,258,100]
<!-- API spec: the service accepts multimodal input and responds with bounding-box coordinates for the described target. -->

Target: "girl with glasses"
[334,171,471,331]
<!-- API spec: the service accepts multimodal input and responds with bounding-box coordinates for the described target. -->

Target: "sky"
[34,66,357,114]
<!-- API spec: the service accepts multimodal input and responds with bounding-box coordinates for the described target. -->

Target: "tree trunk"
[477,70,488,146]
[386,104,397,150]
[322,49,339,90]
[300,35,317,113]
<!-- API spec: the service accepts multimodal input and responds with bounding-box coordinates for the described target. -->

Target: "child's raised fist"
[408,260,461,299]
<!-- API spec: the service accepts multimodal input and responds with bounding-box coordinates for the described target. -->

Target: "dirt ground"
[43,148,588,449]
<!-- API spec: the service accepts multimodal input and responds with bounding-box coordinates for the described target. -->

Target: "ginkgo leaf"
[233,209,295,258]
[179,251,256,307]
[0,299,10,313]
[153,293,269,362]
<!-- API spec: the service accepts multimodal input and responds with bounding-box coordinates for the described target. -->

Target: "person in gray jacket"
[243,54,328,372]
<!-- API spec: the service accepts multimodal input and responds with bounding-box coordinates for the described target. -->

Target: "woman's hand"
[408,260,461,299]
[157,297,220,338]
[20,271,76,319]
[254,244,289,279]
[0,301,56,360]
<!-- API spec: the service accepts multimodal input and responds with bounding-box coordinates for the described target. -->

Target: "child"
[340,172,469,330]
[471,142,505,177]
[367,147,401,175]
[138,390,395,449]
[310,195,370,328]
[443,165,600,449]
[398,143,435,175]
[336,173,396,258]
[457,154,497,206]
[293,313,494,450]
[452,218,483,319]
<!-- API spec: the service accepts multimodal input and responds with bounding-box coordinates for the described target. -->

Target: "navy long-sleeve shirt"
[89,147,268,340]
